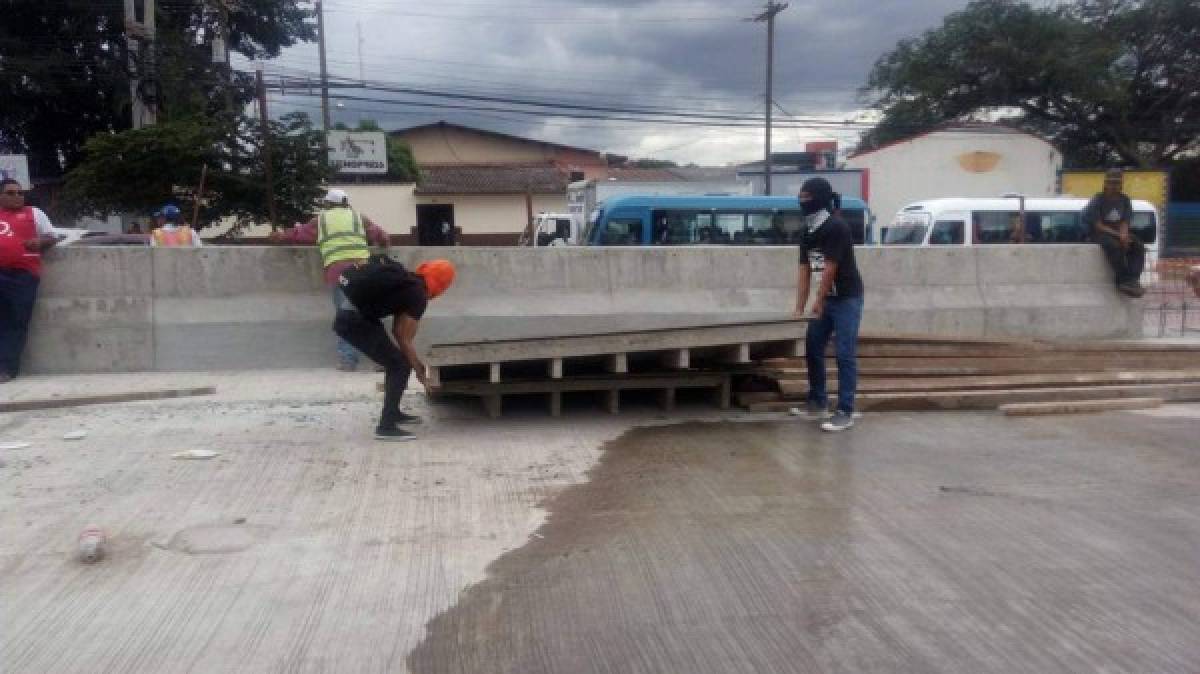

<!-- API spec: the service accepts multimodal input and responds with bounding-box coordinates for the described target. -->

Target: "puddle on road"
[408,421,859,674]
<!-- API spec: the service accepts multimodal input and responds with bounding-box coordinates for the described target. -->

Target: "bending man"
[335,257,456,442]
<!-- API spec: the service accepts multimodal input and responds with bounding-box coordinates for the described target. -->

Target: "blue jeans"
[805,295,864,415]
[332,286,360,364]
[0,269,40,377]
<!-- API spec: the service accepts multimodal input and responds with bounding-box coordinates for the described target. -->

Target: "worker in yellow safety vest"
[270,189,390,370]
[150,205,202,247]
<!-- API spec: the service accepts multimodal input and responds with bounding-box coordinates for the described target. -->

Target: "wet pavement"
[410,412,1200,673]
[3,372,1199,673]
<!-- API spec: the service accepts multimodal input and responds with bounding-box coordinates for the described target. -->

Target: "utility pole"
[357,21,365,83]
[125,0,157,128]
[752,1,787,195]
[214,0,234,115]
[316,0,331,134]
[256,67,278,230]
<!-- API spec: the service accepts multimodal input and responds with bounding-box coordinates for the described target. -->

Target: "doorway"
[417,204,456,246]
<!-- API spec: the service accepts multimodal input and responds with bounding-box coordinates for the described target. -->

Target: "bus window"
[930,220,964,245]
[747,213,780,244]
[841,209,867,245]
[973,212,1018,244]
[1033,212,1085,243]
[601,217,642,245]
[778,213,804,244]
[715,213,743,243]
[1132,211,1157,244]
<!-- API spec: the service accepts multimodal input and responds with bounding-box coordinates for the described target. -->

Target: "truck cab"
[524,212,578,247]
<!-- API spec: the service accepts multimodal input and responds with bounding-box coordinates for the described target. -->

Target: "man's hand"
[414,363,436,392]
[1118,228,1131,249]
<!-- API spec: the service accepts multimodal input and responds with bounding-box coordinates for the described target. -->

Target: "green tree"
[63,112,330,231]
[860,0,1200,167]
[0,0,314,179]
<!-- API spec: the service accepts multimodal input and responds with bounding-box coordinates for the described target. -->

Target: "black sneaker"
[1117,282,1145,298]
[393,412,422,425]
[375,427,416,442]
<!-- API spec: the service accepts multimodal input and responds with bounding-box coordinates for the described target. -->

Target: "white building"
[846,123,1063,228]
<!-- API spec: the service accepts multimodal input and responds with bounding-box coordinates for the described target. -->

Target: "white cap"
[324,188,349,205]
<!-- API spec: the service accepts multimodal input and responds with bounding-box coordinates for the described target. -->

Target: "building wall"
[416,193,568,242]
[846,130,1063,228]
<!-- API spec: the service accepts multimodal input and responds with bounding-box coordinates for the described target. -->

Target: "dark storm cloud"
[274,0,972,162]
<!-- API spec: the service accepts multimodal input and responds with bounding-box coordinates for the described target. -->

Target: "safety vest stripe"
[322,242,370,256]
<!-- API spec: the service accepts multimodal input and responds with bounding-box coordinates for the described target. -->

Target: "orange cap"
[415,259,456,299]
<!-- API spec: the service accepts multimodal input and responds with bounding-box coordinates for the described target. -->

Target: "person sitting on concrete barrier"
[270,189,390,371]
[791,177,864,432]
[149,205,203,247]
[1083,169,1145,298]
[334,257,455,442]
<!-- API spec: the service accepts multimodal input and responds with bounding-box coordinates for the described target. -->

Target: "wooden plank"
[549,391,563,417]
[548,359,563,379]
[438,373,729,396]
[857,332,1045,348]
[747,382,1200,413]
[657,386,676,412]
[489,363,502,384]
[763,354,1200,373]
[662,349,690,370]
[1000,398,1164,416]
[0,386,217,413]
[776,370,1200,396]
[604,390,620,415]
[606,353,628,374]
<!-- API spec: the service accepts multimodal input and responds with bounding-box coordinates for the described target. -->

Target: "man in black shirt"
[335,257,456,441]
[792,178,865,432]
[1082,168,1145,297]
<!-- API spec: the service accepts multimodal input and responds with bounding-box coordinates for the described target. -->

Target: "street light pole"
[752,1,787,195]
[316,0,331,134]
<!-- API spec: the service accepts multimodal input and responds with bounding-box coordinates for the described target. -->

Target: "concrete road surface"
[2,372,1199,673]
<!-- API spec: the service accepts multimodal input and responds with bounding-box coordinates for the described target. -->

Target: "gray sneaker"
[375,427,416,442]
[821,411,855,432]
[789,401,831,420]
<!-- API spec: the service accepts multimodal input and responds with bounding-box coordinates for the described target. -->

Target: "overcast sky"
[264,0,975,164]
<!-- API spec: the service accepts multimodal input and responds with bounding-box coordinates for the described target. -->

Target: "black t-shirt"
[1082,193,1132,234]
[339,260,428,321]
[799,212,864,298]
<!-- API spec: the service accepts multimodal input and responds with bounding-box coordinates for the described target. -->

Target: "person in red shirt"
[0,179,61,383]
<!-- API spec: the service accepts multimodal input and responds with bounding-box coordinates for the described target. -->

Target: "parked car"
[68,231,150,246]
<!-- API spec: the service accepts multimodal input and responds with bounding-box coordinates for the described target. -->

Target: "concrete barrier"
[23,245,1141,374]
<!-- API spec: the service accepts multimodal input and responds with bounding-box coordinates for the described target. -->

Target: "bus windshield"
[883,212,931,245]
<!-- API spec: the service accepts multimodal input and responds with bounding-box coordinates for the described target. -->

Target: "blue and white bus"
[583,195,872,246]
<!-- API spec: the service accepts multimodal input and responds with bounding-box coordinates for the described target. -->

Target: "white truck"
[523,178,753,247]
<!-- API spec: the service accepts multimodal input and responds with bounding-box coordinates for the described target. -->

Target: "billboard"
[1060,169,1169,217]
[327,131,388,174]
[0,155,31,188]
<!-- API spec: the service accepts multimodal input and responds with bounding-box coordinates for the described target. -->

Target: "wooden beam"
[1000,398,1164,416]
[606,353,628,374]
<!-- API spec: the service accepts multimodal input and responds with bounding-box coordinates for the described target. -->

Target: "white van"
[881,197,1160,271]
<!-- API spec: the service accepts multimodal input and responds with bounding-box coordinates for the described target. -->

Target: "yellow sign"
[1060,170,1169,216]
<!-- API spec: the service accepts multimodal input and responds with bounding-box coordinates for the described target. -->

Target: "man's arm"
[393,315,430,389]
[25,208,60,252]
[794,263,811,317]
[363,216,390,247]
[811,261,838,317]
[268,218,318,244]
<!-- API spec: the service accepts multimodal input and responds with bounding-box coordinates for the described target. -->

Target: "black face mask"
[800,199,822,216]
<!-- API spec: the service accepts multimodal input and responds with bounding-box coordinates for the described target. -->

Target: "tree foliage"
[0,0,314,179]
[861,0,1200,167]
[63,112,331,230]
